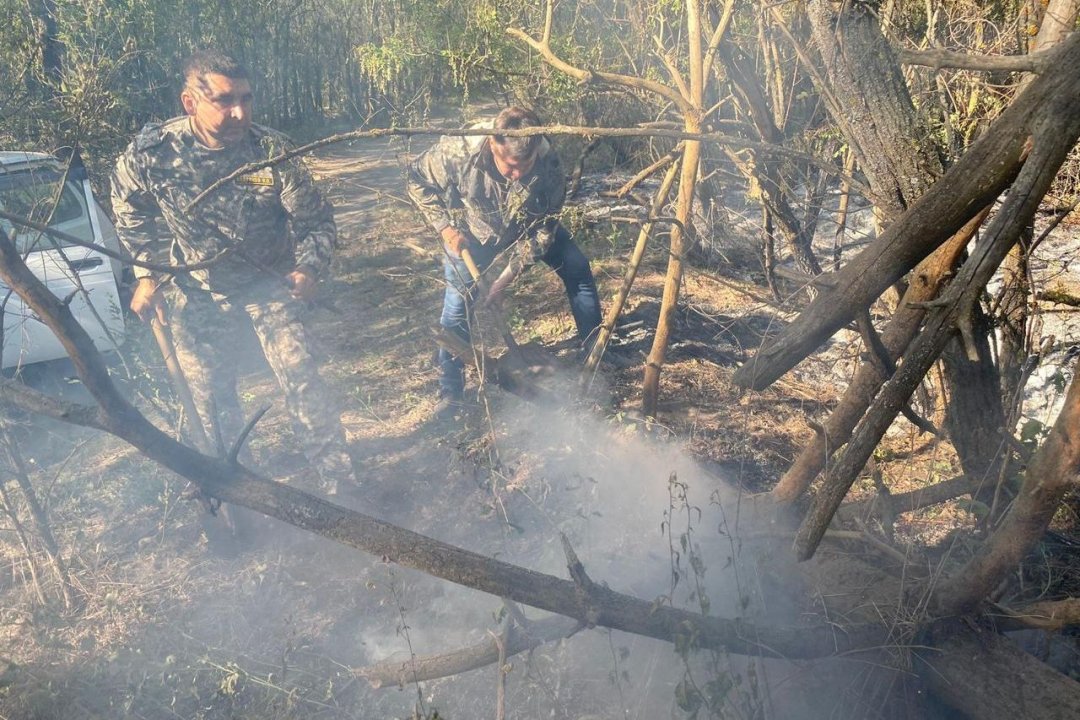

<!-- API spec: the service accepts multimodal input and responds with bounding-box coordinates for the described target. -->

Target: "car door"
[0,162,125,369]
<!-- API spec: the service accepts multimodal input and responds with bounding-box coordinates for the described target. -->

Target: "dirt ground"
[0,129,1077,719]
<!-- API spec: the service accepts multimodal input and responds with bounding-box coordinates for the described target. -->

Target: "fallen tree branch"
[836,475,980,524]
[0,378,104,430]
[354,615,578,689]
[771,207,988,504]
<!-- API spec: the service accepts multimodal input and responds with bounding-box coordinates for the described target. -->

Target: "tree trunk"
[0,226,886,661]
[940,307,1008,504]
[642,0,705,418]
[806,0,942,219]
[30,0,63,92]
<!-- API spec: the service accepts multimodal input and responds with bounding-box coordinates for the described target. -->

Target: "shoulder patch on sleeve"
[133,122,167,152]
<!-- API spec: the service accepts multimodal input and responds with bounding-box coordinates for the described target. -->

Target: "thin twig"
[227,405,271,465]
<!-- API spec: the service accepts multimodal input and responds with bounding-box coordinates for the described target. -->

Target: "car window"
[0,168,92,253]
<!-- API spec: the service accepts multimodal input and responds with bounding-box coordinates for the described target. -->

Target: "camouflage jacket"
[406,124,566,277]
[111,117,336,293]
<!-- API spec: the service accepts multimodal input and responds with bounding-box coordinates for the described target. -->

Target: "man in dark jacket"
[406,107,601,417]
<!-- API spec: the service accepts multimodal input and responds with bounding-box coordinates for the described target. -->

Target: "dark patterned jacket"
[406,124,566,277]
[111,117,336,293]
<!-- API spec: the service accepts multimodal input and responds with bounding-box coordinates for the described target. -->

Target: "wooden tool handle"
[458,248,522,355]
[150,317,210,452]
[460,247,483,282]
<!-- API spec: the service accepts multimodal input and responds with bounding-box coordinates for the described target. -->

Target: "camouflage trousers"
[162,281,356,495]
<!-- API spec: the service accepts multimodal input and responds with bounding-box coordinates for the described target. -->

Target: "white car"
[0,151,126,369]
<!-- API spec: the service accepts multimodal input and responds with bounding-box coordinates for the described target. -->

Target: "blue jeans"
[438,224,601,396]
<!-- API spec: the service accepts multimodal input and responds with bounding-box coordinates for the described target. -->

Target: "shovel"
[459,247,556,369]
[433,324,555,403]
[149,316,244,547]
[459,248,525,361]
[431,248,557,403]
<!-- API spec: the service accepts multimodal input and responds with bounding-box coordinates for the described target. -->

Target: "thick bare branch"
[836,475,981,524]
[771,207,986,504]
[505,27,692,113]
[354,616,577,689]
[187,126,859,211]
[0,377,105,429]
[896,46,1055,73]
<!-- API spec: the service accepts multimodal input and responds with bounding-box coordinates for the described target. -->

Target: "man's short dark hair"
[182,49,249,87]
[492,106,543,160]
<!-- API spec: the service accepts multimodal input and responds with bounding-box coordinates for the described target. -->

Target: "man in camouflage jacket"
[407,106,601,417]
[111,50,357,496]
